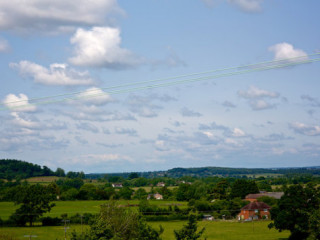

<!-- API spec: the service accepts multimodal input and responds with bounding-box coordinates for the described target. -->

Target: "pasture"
[0,200,290,239]
[0,221,289,240]
[0,200,188,220]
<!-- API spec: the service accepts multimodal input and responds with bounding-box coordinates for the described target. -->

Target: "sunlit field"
[0,221,289,240]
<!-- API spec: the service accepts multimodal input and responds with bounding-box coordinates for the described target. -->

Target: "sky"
[0,0,320,173]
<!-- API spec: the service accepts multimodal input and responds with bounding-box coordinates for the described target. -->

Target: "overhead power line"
[1,53,319,111]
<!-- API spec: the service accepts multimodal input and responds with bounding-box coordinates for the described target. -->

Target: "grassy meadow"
[0,200,188,220]
[0,221,289,240]
[0,200,290,239]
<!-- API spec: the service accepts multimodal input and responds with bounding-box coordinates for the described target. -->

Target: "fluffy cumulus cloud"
[10,112,39,129]
[3,93,36,112]
[0,0,122,33]
[238,86,279,110]
[289,122,320,136]
[248,99,275,111]
[227,0,263,13]
[269,42,308,62]
[75,87,113,106]
[10,61,94,86]
[238,86,279,99]
[0,37,9,52]
[232,128,246,137]
[69,27,141,69]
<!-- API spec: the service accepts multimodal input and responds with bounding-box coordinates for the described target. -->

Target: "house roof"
[241,202,271,211]
[245,192,284,200]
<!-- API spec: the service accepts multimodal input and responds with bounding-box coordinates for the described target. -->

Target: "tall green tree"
[230,179,259,199]
[10,184,56,226]
[72,201,163,240]
[174,214,205,240]
[269,183,320,240]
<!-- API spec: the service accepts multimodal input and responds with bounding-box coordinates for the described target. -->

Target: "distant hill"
[86,166,320,179]
[0,159,55,180]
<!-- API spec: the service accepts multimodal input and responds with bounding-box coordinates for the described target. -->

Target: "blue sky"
[1,0,320,173]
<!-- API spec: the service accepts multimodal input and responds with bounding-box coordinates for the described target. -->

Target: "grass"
[0,200,289,239]
[0,221,289,240]
[0,224,87,240]
[26,176,61,183]
[0,200,188,220]
[151,220,289,240]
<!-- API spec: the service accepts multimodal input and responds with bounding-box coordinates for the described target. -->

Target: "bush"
[41,216,62,226]
[69,213,95,224]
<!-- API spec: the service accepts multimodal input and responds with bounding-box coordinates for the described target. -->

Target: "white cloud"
[289,122,320,136]
[232,128,245,137]
[3,93,36,112]
[272,147,297,155]
[249,99,275,111]
[227,0,263,13]
[10,112,39,128]
[68,153,134,165]
[0,37,9,52]
[269,42,308,62]
[238,86,279,111]
[76,87,112,106]
[0,0,122,33]
[238,86,279,99]
[69,27,141,69]
[10,61,94,86]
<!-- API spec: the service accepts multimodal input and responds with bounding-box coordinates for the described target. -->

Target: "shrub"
[41,216,62,226]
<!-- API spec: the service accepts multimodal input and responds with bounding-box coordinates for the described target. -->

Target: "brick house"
[238,202,271,221]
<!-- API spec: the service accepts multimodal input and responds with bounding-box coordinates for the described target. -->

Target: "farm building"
[245,192,283,202]
[147,193,163,200]
[238,202,271,221]
[112,183,123,188]
[157,182,165,187]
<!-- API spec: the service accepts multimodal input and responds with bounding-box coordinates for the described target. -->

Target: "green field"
[0,221,289,240]
[0,200,188,220]
[0,201,290,239]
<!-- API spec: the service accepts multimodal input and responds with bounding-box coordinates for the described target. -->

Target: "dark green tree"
[269,183,320,240]
[212,179,229,199]
[10,184,56,226]
[129,172,139,180]
[174,214,205,240]
[134,188,148,200]
[55,167,65,177]
[230,179,259,199]
[118,187,133,200]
